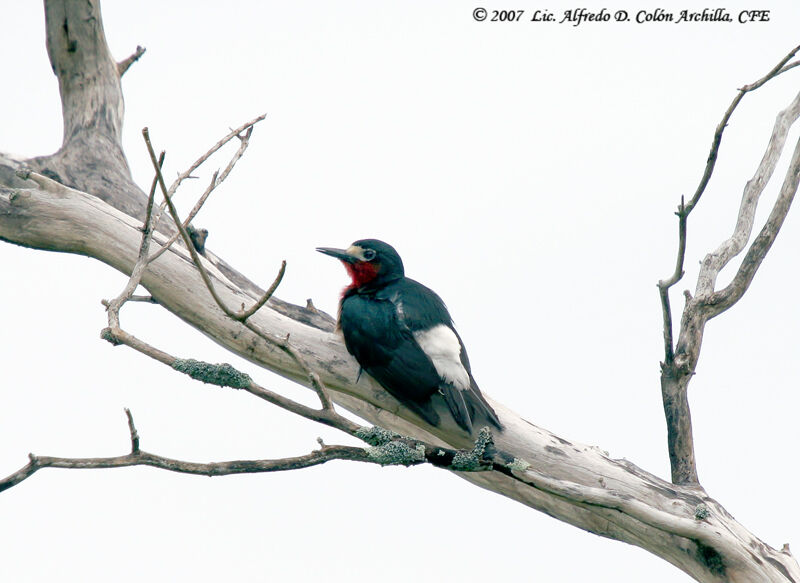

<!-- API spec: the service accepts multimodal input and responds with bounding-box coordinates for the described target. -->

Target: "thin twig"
[142,152,165,234]
[167,116,264,196]
[145,136,283,324]
[148,124,257,264]
[1,407,497,493]
[101,324,354,434]
[124,408,140,453]
[0,444,383,493]
[98,321,498,477]
[104,151,164,328]
[149,114,265,232]
[147,170,218,264]
[0,435,500,492]
[777,60,800,77]
[143,129,332,408]
[143,127,240,318]
[237,261,286,320]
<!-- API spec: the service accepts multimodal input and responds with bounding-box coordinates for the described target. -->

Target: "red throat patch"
[343,260,380,292]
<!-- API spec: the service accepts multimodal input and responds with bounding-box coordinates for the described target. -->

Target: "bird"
[317,238,501,433]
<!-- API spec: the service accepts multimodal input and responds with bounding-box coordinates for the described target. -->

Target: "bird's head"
[317,239,404,290]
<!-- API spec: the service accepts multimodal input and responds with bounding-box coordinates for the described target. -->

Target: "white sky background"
[1,2,799,581]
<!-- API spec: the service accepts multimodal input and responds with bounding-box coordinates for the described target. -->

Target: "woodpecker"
[317,239,501,433]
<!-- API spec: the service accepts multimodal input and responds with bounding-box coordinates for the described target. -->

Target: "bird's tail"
[442,381,502,434]
[406,398,441,427]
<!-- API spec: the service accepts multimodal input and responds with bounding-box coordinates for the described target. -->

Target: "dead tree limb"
[0,407,497,494]
[657,45,800,486]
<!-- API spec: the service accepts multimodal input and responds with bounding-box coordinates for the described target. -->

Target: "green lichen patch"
[506,458,531,472]
[366,441,426,466]
[354,426,401,447]
[451,427,493,471]
[100,327,122,346]
[171,358,252,389]
[694,503,711,520]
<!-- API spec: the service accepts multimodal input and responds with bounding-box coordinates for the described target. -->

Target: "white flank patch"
[413,324,470,391]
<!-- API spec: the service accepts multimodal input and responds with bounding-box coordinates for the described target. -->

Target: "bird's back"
[340,277,501,432]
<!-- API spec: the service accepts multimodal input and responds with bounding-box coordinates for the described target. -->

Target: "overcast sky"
[1,2,799,582]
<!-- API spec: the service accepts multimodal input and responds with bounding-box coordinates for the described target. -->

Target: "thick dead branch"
[26,0,144,219]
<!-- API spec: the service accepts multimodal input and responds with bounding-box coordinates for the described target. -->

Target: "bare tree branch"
[103,151,164,328]
[150,115,266,231]
[695,91,800,300]
[237,261,287,319]
[117,45,145,76]
[124,408,140,453]
[142,128,333,410]
[1,405,498,493]
[0,433,398,494]
[658,44,800,364]
[143,127,280,323]
[657,47,800,487]
[708,135,800,313]
[148,123,260,263]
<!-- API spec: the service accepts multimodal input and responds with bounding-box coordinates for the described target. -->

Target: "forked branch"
[0,410,431,493]
[143,127,280,324]
[141,128,333,410]
[148,122,261,264]
[658,44,800,363]
[657,47,800,486]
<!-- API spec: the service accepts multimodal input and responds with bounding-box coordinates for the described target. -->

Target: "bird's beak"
[316,246,358,263]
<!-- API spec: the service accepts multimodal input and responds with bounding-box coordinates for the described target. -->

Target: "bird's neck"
[343,261,379,291]
[341,262,403,297]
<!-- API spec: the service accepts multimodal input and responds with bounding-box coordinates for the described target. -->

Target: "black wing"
[379,279,502,432]
[452,327,502,431]
[340,291,441,425]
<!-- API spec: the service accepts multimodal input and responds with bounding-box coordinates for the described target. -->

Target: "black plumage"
[317,239,501,433]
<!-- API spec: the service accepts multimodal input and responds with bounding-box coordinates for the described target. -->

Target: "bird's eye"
[363,249,377,261]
